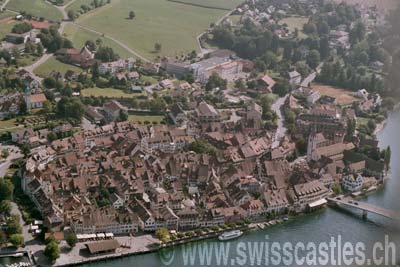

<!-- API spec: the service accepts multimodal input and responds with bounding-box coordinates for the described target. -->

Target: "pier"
[327,197,400,221]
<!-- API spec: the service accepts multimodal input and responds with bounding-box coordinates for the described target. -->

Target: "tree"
[44,240,60,262]
[118,110,128,122]
[205,72,227,91]
[56,97,85,122]
[12,22,32,34]
[9,234,24,247]
[0,230,7,249]
[273,80,291,97]
[129,11,135,19]
[94,47,119,62]
[0,179,14,201]
[6,214,21,235]
[66,233,77,248]
[155,228,170,243]
[0,200,12,216]
[306,50,321,69]
[21,144,31,158]
[154,42,162,53]
[67,10,77,21]
[1,148,9,159]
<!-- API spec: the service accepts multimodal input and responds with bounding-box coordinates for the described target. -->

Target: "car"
[354,202,359,206]
[348,200,353,204]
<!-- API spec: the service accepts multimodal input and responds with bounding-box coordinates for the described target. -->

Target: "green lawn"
[6,0,63,22]
[63,23,132,59]
[76,0,243,60]
[0,118,24,133]
[17,54,40,67]
[166,0,243,10]
[0,10,15,20]
[34,57,83,77]
[81,87,144,98]
[0,20,17,40]
[128,114,164,124]
[66,0,98,13]
[279,17,309,39]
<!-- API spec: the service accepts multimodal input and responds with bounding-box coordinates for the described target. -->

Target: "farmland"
[312,83,358,106]
[6,0,63,22]
[81,87,144,98]
[76,0,244,60]
[166,0,243,10]
[63,24,133,58]
[34,57,83,77]
[0,19,17,40]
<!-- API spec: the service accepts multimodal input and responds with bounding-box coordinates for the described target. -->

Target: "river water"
[83,110,400,267]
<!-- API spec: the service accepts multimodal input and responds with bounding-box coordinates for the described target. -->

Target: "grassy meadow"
[6,0,63,22]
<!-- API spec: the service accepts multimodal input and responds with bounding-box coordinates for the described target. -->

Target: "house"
[56,46,96,68]
[85,106,104,124]
[159,79,173,89]
[342,173,364,192]
[103,100,127,122]
[257,74,276,93]
[284,71,302,86]
[196,101,220,123]
[28,93,47,110]
[263,189,289,214]
[99,58,135,75]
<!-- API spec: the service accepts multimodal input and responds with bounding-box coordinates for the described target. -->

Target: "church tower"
[24,82,32,111]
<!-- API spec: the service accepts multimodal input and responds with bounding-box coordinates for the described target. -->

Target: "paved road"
[71,23,150,62]
[271,94,289,149]
[22,53,53,82]
[0,145,23,178]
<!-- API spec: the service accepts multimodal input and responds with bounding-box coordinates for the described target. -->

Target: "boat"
[218,230,243,241]
[283,216,289,221]
[13,253,24,257]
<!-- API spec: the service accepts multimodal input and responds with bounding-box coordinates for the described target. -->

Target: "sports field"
[63,24,132,58]
[6,0,63,22]
[312,83,358,106]
[76,0,243,60]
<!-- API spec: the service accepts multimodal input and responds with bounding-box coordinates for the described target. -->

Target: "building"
[99,58,135,75]
[290,180,329,211]
[161,58,192,79]
[191,57,242,83]
[196,101,220,123]
[103,100,127,122]
[342,173,364,192]
[258,74,276,93]
[285,71,302,86]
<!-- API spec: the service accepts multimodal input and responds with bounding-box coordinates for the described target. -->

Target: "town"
[0,0,398,265]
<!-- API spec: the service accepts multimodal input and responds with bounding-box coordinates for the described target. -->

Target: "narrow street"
[271,94,289,149]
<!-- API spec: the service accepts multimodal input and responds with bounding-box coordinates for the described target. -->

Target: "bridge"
[327,197,400,221]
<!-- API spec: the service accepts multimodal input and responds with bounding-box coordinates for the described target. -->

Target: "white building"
[342,174,364,192]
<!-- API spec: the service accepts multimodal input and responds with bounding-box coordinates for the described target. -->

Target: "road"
[71,23,150,63]
[0,0,11,10]
[0,145,23,178]
[196,8,234,57]
[271,94,289,149]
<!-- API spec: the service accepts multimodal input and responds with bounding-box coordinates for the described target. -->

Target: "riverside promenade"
[27,235,159,267]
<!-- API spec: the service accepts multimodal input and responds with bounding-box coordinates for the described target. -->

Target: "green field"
[279,17,309,39]
[0,10,15,20]
[82,87,144,98]
[63,23,132,58]
[0,20,17,40]
[166,0,242,10]
[6,0,63,22]
[66,0,97,13]
[34,57,83,77]
[128,114,164,124]
[76,0,243,60]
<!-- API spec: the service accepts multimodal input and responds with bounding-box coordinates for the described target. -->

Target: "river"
[82,110,400,267]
